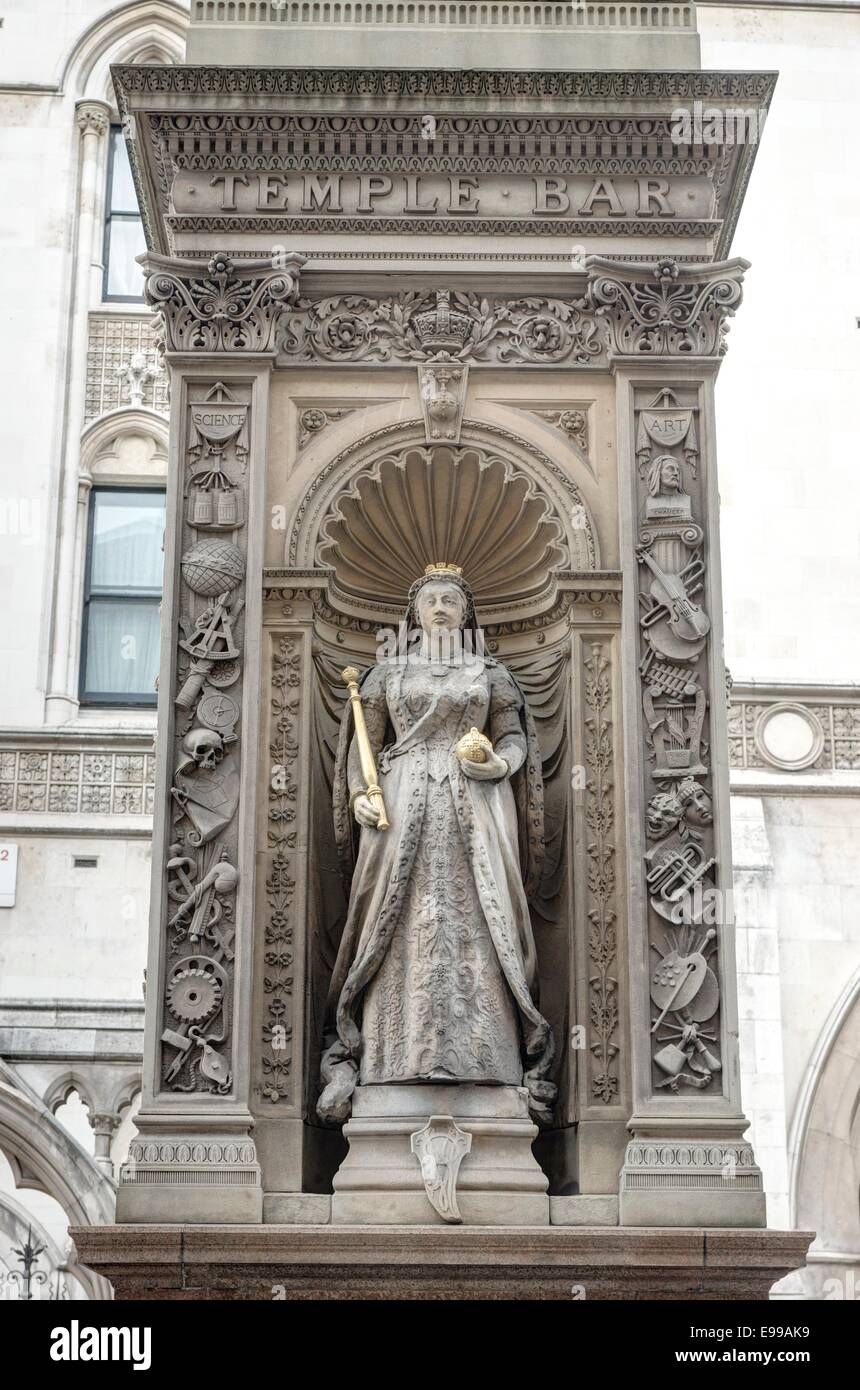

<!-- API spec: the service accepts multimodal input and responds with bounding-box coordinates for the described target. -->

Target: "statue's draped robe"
[318,656,556,1124]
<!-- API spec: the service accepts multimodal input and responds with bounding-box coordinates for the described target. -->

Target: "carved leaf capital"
[585,256,749,357]
[144,251,305,355]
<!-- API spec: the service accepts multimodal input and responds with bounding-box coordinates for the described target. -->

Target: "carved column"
[587,257,766,1225]
[46,101,111,725]
[116,252,303,1222]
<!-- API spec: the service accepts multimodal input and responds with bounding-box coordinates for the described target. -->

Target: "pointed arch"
[0,1063,115,1228]
[59,1,188,102]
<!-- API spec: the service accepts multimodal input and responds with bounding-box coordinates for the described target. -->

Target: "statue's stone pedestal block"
[71,1225,814,1301]
[331,1084,549,1226]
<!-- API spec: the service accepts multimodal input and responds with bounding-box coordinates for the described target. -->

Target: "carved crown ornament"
[139,252,747,364]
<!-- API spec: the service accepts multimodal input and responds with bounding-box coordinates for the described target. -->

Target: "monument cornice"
[113,64,776,103]
[114,64,775,261]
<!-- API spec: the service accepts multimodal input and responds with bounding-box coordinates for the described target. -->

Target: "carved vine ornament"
[143,253,746,361]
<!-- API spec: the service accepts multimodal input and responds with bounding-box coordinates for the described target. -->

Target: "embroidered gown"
[317,653,555,1124]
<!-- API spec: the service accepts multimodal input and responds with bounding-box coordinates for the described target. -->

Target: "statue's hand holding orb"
[459,747,509,781]
[456,728,508,782]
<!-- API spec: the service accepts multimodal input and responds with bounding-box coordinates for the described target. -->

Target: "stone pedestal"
[71,1224,814,1301]
[332,1085,549,1227]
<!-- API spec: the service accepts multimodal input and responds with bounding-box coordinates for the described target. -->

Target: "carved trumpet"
[342,666,389,831]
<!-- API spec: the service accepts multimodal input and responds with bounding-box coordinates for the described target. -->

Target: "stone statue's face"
[661,459,681,492]
[415,580,467,634]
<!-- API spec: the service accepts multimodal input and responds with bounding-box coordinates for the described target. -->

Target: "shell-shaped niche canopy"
[317,445,570,609]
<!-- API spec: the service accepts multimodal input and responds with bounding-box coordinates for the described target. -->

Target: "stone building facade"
[0,0,857,1300]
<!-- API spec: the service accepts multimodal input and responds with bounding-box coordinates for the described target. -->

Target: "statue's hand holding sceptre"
[342,666,389,831]
[353,793,381,828]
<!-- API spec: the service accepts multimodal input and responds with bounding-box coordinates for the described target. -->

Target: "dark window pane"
[84,600,161,697]
[105,216,146,299]
[90,491,165,592]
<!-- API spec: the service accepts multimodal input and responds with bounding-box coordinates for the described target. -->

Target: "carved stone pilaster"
[606,259,764,1227]
[116,252,302,1223]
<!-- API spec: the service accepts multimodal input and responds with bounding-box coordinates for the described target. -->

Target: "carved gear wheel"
[167,966,222,1023]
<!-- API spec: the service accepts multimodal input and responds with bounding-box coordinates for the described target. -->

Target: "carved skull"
[183,727,224,771]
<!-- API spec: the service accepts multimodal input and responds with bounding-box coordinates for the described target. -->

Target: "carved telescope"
[342,666,389,831]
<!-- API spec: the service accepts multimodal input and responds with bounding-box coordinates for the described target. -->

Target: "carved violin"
[637,546,711,645]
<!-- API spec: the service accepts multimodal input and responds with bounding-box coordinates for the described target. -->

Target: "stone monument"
[73,2,812,1297]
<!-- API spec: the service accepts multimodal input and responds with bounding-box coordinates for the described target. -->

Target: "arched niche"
[286,417,599,629]
[272,417,615,1194]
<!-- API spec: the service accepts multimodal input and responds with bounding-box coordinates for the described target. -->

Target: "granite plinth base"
[331,1083,548,1226]
[71,1225,814,1301]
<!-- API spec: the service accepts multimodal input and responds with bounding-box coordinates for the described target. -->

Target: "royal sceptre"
[342,666,389,831]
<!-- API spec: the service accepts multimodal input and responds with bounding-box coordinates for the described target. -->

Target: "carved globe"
[181,539,245,596]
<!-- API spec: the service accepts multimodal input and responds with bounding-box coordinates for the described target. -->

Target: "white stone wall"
[700,5,860,683]
[0,835,149,1000]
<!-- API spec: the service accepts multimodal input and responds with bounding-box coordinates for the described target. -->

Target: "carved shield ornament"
[410,1116,473,1224]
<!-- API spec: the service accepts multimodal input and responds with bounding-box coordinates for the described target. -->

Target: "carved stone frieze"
[116,66,776,102]
[276,261,749,369]
[281,288,604,367]
[121,1134,259,1190]
[144,252,304,355]
[157,380,259,1097]
[258,633,303,1104]
[587,257,747,357]
[622,1140,764,1190]
[633,383,724,1094]
[0,743,155,817]
[148,109,721,181]
[728,688,860,774]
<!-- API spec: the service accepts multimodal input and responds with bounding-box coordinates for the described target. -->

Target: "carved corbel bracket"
[584,256,749,358]
[143,251,305,355]
[418,361,469,444]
